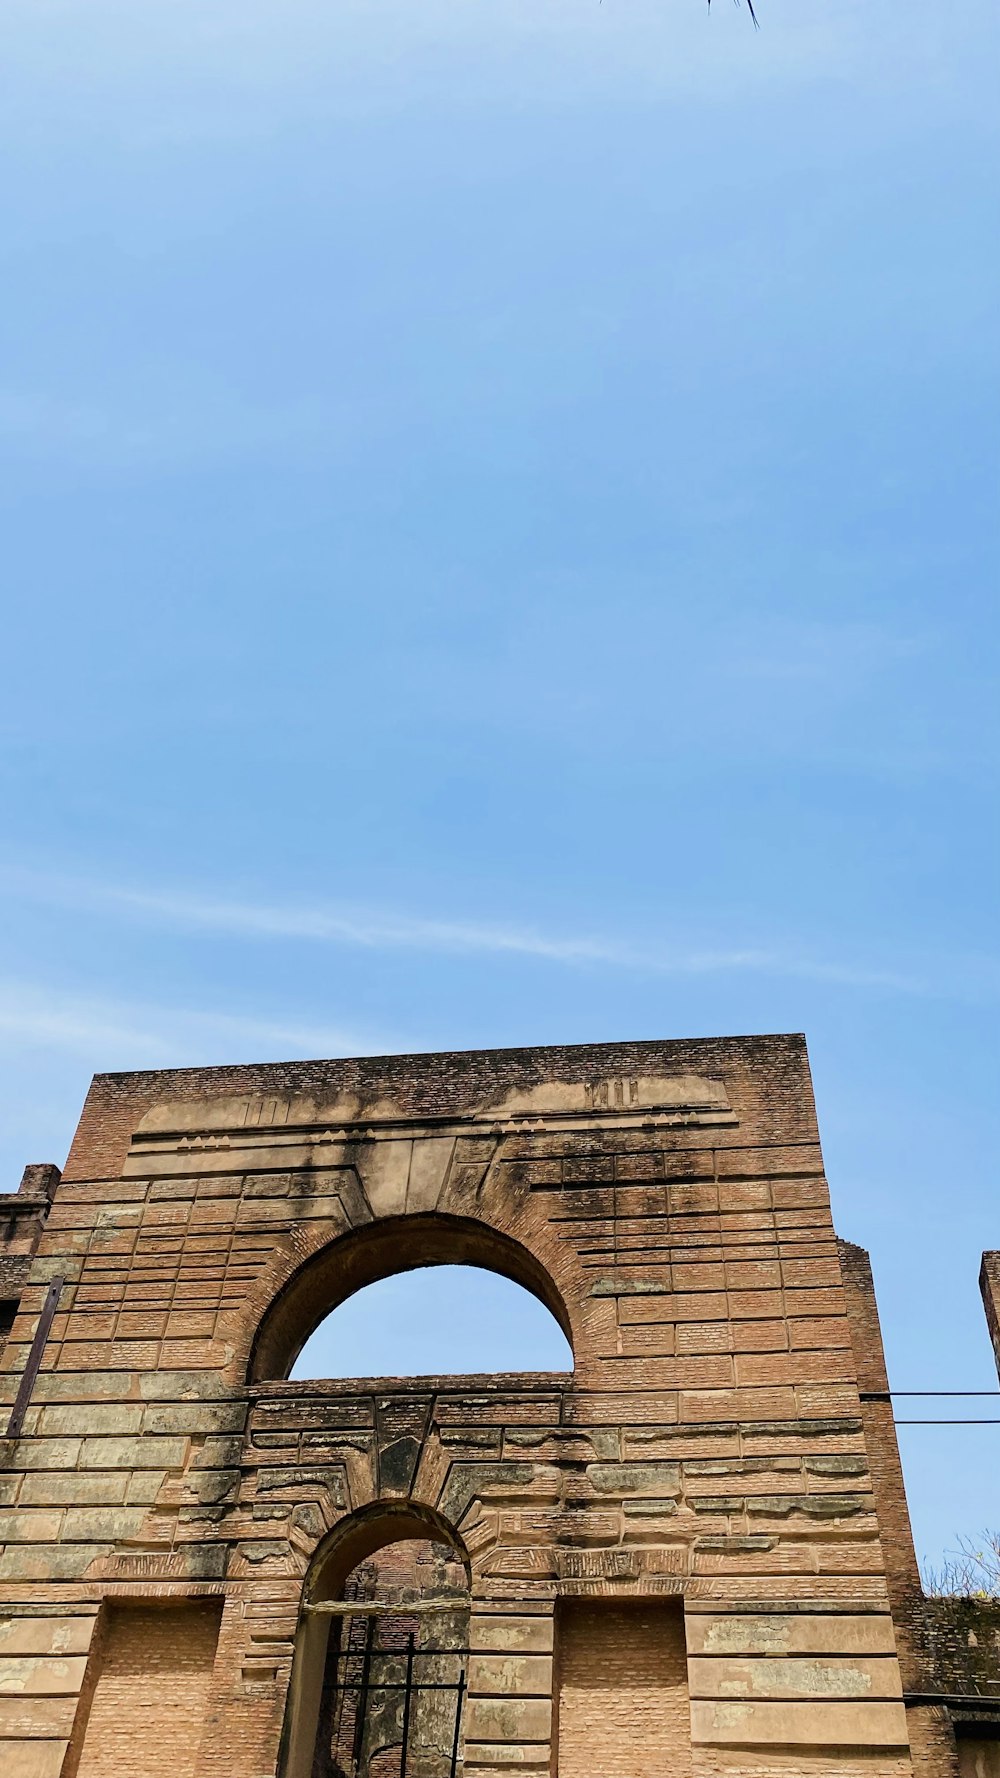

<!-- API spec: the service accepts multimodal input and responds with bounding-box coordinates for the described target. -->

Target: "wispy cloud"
[0,979,377,1067]
[0,865,953,998]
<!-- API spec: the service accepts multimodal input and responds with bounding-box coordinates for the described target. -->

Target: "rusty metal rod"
[399,1633,415,1778]
[351,1611,375,1769]
[4,1274,64,1442]
[450,1669,466,1778]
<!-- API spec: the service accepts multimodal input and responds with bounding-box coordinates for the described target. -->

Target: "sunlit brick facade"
[1,1036,997,1777]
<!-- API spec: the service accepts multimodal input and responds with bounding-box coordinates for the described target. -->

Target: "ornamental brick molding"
[0,1034,996,1778]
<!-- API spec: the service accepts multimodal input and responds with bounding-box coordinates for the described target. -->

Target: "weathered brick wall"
[556,1600,690,1778]
[72,1600,222,1778]
[919,1598,1000,1696]
[0,1033,978,1777]
[919,1594,1000,1774]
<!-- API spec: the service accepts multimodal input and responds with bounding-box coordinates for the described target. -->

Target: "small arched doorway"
[283,1506,471,1778]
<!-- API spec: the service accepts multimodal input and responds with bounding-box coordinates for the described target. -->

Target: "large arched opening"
[282,1503,471,1778]
[250,1213,575,1384]
[290,1265,572,1381]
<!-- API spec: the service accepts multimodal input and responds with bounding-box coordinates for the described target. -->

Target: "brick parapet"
[60,1033,818,1181]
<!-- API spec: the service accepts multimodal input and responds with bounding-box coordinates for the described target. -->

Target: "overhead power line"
[860,1388,1000,1425]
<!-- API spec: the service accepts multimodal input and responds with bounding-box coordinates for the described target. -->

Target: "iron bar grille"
[314,1613,468,1778]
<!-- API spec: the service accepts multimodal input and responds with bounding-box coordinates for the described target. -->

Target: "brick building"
[0,1034,998,1777]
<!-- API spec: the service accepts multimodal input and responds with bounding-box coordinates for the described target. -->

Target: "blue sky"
[1,0,997,1571]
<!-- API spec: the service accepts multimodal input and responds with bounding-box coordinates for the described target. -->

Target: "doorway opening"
[284,1509,471,1778]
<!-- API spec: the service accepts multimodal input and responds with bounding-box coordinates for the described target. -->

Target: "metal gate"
[318,1613,467,1778]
